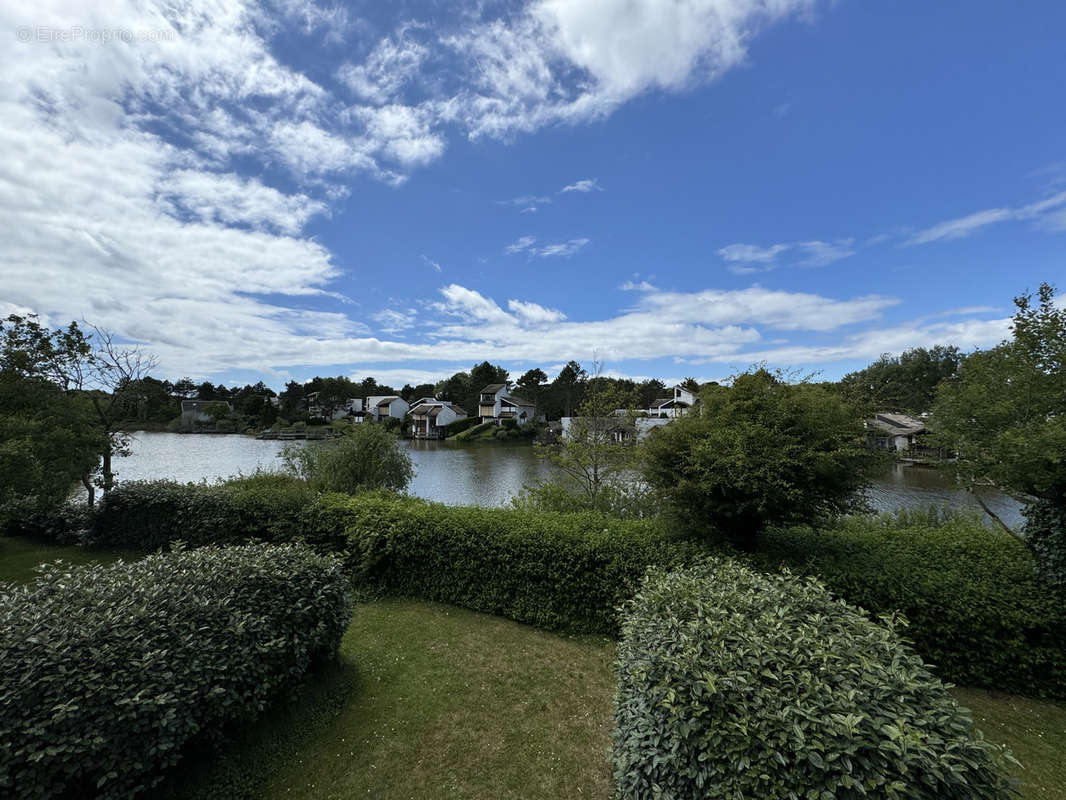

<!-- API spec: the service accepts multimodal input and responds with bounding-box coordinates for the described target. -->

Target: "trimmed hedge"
[301,492,701,635]
[0,542,350,800]
[91,474,313,549]
[613,561,1018,800]
[752,512,1066,698]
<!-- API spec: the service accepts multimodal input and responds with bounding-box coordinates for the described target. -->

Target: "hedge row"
[751,512,1066,698]
[300,492,702,635]
[76,479,1066,694]
[91,474,313,549]
[613,561,1017,799]
[0,543,351,800]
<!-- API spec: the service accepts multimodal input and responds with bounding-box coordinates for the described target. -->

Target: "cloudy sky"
[1,1,1063,389]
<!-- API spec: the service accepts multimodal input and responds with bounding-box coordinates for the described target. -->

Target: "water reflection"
[110,433,1024,527]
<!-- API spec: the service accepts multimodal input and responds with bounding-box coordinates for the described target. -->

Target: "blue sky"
[1,0,1063,390]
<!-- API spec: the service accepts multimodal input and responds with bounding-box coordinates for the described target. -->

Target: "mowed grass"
[956,688,1066,800]
[166,599,617,800]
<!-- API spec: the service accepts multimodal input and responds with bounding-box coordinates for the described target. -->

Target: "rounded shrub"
[0,542,351,800]
[613,561,1018,800]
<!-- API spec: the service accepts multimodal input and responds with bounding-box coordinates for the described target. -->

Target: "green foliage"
[0,374,103,526]
[91,474,313,550]
[281,424,413,494]
[1024,499,1066,591]
[613,561,1017,800]
[511,481,660,520]
[442,415,479,436]
[543,382,641,503]
[643,369,877,548]
[301,492,699,635]
[752,512,1066,698]
[840,345,962,414]
[0,542,351,800]
[931,283,1066,503]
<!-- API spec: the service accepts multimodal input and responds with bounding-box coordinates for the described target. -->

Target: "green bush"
[613,561,1017,800]
[302,492,700,635]
[281,425,413,494]
[752,512,1066,698]
[91,474,313,549]
[442,416,479,436]
[0,501,92,544]
[0,542,351,800]
[1024,498,1066,591]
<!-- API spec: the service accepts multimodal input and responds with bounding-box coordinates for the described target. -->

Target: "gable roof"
[869,412,925,436]
[480,383,507,394]
[501,393,534,407]
[375,395,400,408]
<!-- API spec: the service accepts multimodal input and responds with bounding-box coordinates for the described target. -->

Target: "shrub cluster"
[301,492,700,635]
[91,474,312,549]
[0,542,350,800]
[441,415,480,436]
[613,561,1017,800]
[752,511,1066,698]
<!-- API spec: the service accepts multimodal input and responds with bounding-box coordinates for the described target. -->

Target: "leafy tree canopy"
[839,345,962,414]
[642,368,877,549]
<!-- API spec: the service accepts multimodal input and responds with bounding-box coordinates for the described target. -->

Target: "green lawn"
[0,536,129,583]
[957,688,1066,800]
[165,599,616,800]
[4,537,1065,799]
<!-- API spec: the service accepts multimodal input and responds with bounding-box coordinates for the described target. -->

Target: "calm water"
[108,432,1025,527]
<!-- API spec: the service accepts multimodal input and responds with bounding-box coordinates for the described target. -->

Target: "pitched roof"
[501,393,534,407]
[375,396,400,408]
[869,412,925,436]
[480,383,507,394]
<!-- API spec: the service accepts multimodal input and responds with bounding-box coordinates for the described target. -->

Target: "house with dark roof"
[477,383,536,425]
[645,385,697,418]
[409,399,468,439]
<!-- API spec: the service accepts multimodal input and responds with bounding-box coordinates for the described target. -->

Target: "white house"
[366,395,409,421]
[408,399,468,439]
[477,383,536,425]
[561,415,670,443]
[645,385,697,418]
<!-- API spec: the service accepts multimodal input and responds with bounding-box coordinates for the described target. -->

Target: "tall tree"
[515,368,548,409]
[549,360,587,419]
[930,283,1066,569]
[840,346,962,414]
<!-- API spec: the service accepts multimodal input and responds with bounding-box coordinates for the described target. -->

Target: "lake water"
[107,432,1025,528]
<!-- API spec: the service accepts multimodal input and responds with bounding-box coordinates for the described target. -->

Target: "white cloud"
[539,237,590,257]
[908,191,1066,244]
[718,239,854,271]
[372,309,418,334]
[620,280,658,292]
[508,299,567,323]
[336,35,428,104]
[706,316,1011,366]
[505,236,538,254]
[420,254,442,272]
[560,178,602,193]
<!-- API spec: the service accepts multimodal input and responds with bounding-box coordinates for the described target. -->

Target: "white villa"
[408,399,468,439]
[366,395,409,422]
[477,383,536,425]
[643,385,697,418]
